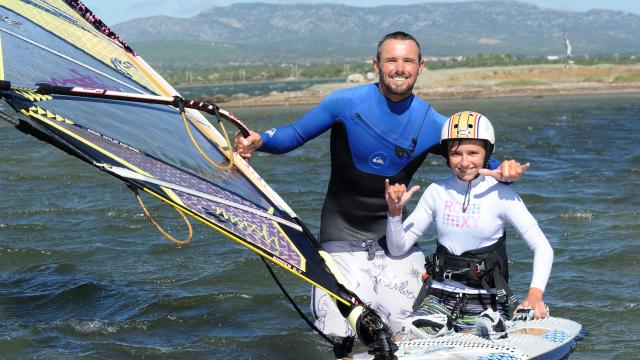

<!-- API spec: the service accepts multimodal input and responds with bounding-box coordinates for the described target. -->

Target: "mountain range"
[113,1,640,67]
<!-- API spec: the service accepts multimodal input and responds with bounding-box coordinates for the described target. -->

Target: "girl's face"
[447,139,487,181]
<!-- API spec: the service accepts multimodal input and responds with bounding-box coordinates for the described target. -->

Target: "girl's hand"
[515,287,548,319]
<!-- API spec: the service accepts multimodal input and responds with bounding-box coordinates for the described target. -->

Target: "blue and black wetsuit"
[260,83,500,244]
[260,83,502,339]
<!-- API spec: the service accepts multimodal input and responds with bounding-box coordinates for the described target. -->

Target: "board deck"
[353,317,582,360]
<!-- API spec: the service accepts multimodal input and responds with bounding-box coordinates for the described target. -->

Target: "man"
[235,31,527,355]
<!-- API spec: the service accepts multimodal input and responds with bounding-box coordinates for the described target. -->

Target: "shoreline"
[211,63,640,108]
[218,83,640,108]
[175,77,346,89]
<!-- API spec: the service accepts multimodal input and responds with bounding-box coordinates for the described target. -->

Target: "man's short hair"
[376,31,422,62]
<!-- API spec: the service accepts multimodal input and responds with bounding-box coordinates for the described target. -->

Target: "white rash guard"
[387,174,553,293]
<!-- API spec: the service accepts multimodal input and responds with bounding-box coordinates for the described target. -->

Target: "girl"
[385,111,553,337]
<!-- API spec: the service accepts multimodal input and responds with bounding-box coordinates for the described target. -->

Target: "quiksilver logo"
[265,128,276,137]
[369,151,388,169]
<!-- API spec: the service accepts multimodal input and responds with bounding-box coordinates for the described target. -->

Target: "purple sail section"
[178,192,303,266]
[39,110,305,270]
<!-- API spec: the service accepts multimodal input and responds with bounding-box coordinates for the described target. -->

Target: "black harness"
[414,233,517,310]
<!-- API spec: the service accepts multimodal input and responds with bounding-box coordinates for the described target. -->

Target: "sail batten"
[102,165,304,232]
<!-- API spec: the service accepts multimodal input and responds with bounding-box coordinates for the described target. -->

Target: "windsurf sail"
[0,0,361,312]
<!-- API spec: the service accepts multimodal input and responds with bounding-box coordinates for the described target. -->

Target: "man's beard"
[379,73,415,98]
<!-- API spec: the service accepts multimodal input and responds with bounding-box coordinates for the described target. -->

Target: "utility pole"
[186,64,193,85]
[289,64,297,79]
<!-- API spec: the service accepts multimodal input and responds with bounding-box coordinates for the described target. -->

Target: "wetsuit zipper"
[354,112,407,150]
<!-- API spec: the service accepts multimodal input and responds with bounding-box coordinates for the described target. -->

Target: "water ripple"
[2,95,639,359]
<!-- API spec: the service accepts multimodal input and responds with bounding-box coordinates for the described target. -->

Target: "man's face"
[373,39,424,102]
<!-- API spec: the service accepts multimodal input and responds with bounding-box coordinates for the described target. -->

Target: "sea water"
[1,94,638,359]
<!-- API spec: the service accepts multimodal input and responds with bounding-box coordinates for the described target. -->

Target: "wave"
[560,211,596,220]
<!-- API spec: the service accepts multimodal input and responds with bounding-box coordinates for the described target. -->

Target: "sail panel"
[0,0,356,306]
[0,0,157,92]
[0,5,272,209]
[10,92,312,272]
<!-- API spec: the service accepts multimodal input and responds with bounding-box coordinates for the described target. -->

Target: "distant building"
[346,73,365,83]
[425,56,465,62]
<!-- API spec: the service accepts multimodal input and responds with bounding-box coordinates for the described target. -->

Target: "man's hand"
[385,179,420,217]
[479,160,530,182]
[234,130,262,161]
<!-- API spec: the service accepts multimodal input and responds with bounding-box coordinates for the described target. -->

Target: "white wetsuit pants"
[311,240,426,337]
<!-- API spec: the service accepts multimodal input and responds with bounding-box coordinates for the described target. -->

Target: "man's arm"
[234,94,342,159]
[481,159,530,182]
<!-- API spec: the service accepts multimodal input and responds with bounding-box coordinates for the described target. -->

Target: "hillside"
[113,1,640,67]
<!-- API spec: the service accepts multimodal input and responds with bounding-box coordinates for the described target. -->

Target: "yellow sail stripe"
[0,34,4,80]
[127,54,171,96]
[320,251,354,292]
[16,90,53,103]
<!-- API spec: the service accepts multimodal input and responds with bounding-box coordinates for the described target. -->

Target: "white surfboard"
[353,317,582,360]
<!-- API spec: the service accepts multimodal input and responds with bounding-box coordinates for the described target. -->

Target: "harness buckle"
[443,270,453,280]
[475,263,485,276]
[363,240,376,261]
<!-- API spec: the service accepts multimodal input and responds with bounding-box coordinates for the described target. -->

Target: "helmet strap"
[483,142,494,168]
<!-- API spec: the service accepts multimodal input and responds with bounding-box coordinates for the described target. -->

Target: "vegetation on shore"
[157,54,640,87]
[613,71,640,82]
[202,62,640,107]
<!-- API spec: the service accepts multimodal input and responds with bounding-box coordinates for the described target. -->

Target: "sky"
[81,0,640,26]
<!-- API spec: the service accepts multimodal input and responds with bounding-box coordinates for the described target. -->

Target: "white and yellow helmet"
[441,111,495,165]
[441,111,495,145]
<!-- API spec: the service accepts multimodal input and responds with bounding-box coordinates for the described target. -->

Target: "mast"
[564,30,574,66]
